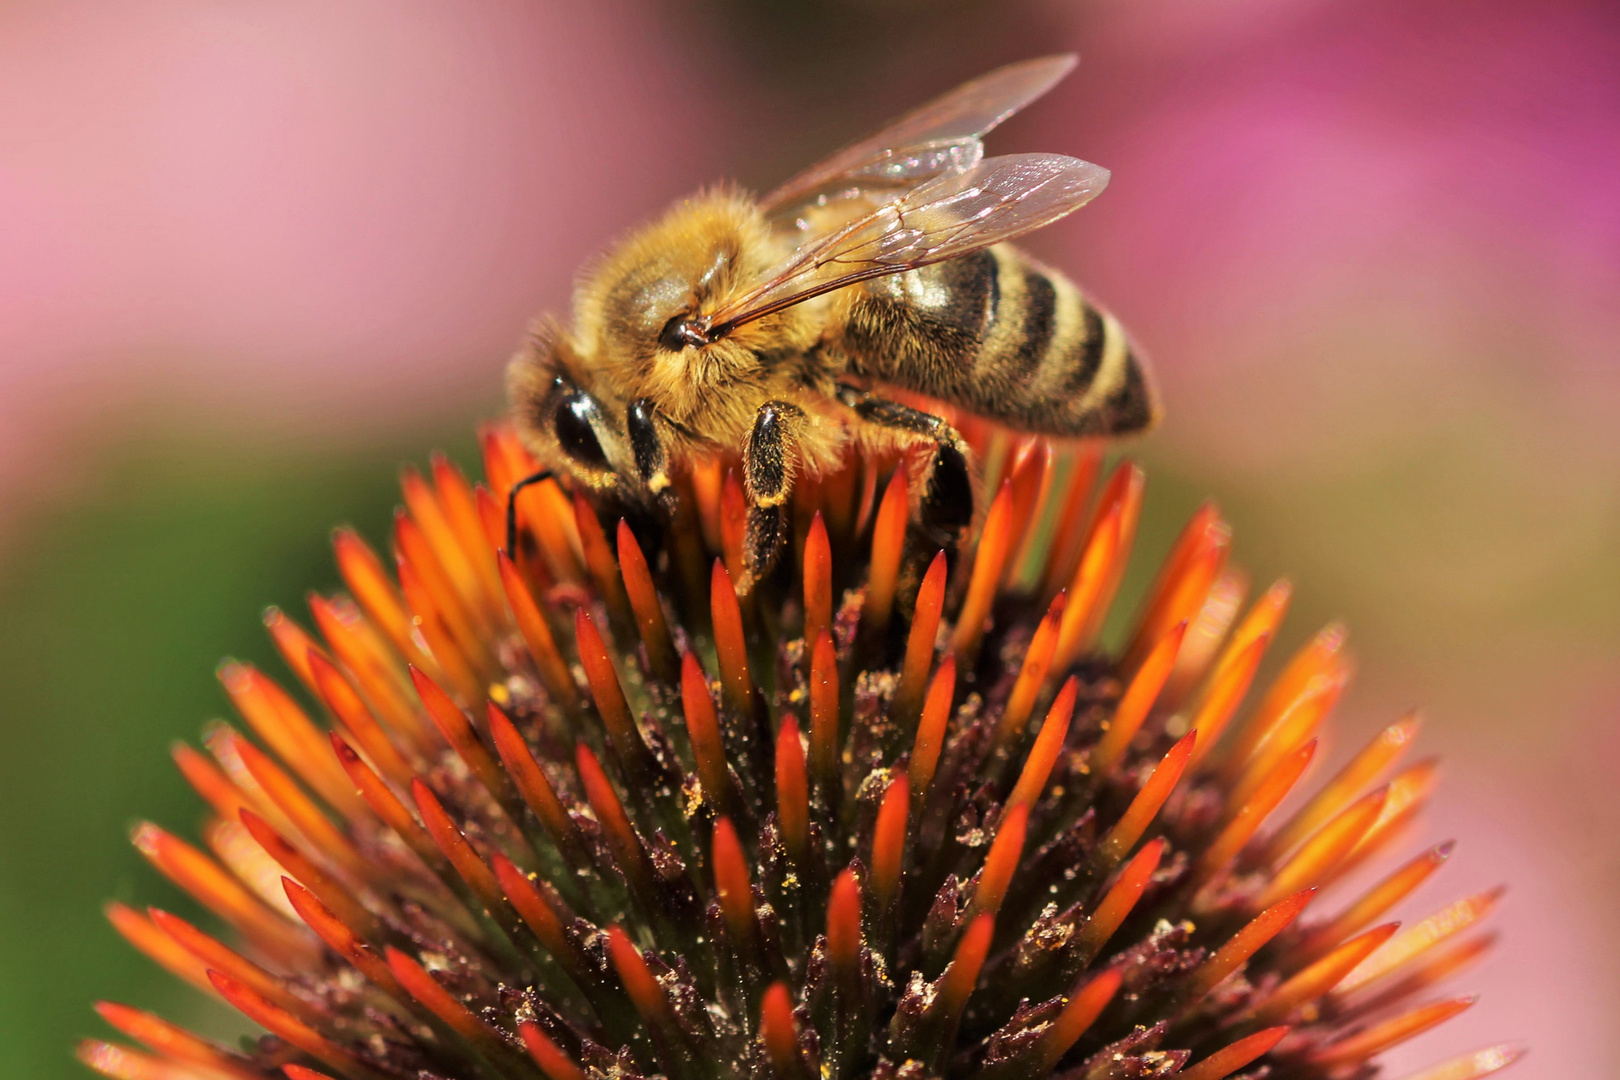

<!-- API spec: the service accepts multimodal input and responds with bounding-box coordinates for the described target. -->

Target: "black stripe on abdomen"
[1001,266,1057,384]
[1060,305,1108,397]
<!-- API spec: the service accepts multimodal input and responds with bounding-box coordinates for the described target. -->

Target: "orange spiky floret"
[84,425,1514,1080]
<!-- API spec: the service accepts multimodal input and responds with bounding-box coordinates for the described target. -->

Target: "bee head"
[506,324,646,500]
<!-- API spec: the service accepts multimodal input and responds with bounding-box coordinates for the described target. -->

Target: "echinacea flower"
[81,423,1520,1080]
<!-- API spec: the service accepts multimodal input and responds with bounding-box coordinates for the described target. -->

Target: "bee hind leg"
[837,387,974,549]
[742,400,808,588]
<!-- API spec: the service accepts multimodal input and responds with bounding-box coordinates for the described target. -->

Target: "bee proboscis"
[509,54,1158,585]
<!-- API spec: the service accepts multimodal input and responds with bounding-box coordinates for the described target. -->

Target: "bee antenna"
[505,469,556,558]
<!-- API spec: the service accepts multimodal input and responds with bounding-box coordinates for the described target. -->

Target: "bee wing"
[707,153,1109,334]
[760,54,1078,217]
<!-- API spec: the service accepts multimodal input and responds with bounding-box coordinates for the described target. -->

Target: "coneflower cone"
[81,425,1520,1080]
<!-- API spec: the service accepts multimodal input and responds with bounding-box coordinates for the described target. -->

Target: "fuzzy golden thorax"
[508,189,844,501]
[568,190,827,434]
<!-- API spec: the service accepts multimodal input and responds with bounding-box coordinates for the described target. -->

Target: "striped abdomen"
[838,245,1157,438]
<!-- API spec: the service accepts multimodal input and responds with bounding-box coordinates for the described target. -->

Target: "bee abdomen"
[843,245,1157,438]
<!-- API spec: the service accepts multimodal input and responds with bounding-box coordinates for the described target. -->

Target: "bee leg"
[505,469,556,557]
[626,398,677,514]
[837,388,974,547]
[743,400,807,586]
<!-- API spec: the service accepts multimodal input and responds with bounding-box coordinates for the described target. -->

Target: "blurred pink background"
[2,1,1615,1077]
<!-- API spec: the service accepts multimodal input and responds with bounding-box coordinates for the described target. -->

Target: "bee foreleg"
[626,398,676,513]
[837,387,974,547]
[743,400,807,586]
[505,468,556,558]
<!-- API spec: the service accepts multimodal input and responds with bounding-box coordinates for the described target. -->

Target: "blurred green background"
[2,1,1617,1078]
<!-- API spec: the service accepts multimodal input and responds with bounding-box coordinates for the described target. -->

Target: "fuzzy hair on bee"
[508,55,1158,586]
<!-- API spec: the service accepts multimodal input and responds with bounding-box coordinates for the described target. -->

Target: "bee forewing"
[712,153,1109,333]
[761,54,1078,216]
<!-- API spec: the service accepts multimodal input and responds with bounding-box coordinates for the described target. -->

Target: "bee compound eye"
[659,315,691,352]
[555,393,609,470]
[659,314,713,352]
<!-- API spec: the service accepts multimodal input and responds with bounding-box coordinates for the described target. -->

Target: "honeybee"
[509,55,1157,585]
